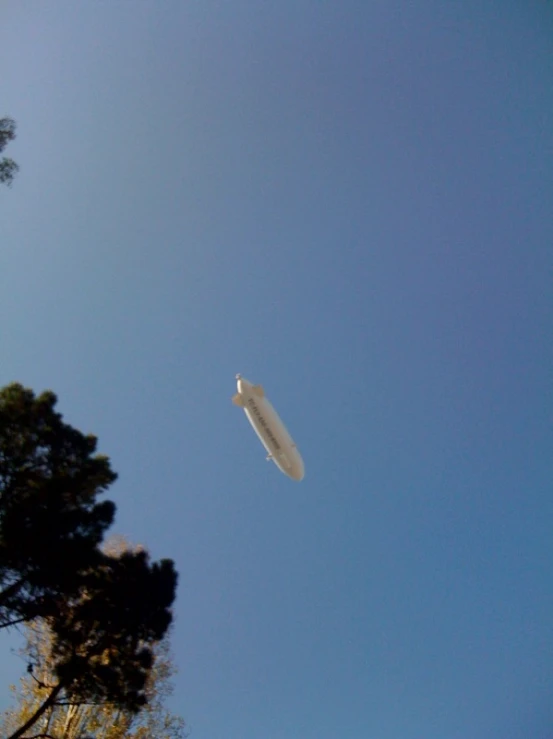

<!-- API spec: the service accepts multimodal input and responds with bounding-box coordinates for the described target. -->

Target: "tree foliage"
[0,116,19,186]
[0,383,117,629]
[1,540,186,739]
[0,384,179,738]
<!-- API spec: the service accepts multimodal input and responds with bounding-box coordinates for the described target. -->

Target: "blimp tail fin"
[252,384,264,398]
[232,393,245,407]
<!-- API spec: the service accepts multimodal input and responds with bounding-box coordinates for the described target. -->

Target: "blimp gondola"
[232,374,305,481]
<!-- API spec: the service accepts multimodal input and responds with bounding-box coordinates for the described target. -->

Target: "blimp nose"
[289,458,305,481]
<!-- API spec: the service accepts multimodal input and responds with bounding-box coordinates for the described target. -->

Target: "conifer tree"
[0,117,19,186]
[0,384,179,738]
[1,539,186,739]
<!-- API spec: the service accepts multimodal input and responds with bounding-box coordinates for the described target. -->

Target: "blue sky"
[1,2,552,737]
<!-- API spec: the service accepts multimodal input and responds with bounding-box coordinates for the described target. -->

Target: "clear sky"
[1,2,552,738]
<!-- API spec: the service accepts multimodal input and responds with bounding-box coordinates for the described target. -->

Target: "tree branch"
[30,672,58,690]
[6,682,63,739]
[0,616,28,628]
[55,700,113,706]
[0,576,27,609]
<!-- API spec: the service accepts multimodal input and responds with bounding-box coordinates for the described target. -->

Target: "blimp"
[232,374,305,481]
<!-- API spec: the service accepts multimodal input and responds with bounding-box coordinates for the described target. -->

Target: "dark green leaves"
[0,384,117,625]
[0,382,178,726]
[0,117,18,186]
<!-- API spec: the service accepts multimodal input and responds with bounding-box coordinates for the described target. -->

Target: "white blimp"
[232,374,305,481]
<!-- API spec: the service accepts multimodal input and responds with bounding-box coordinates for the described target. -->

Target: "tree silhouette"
[1,540,186,739]
[0,117,19,186]
[0,383,117,629]
[0,384,178,739]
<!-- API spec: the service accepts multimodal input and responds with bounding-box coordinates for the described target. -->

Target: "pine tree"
[0,117,19,186]
[0,384,179,738]
[1,539,186,739]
